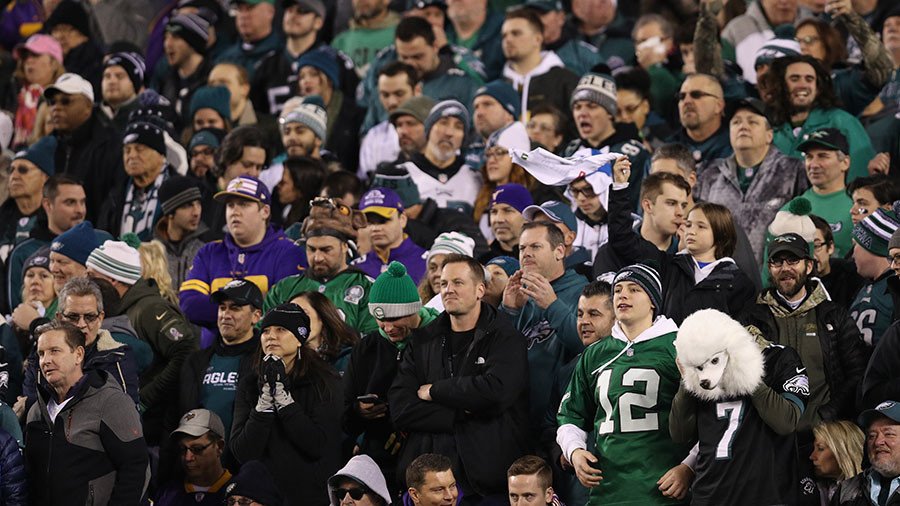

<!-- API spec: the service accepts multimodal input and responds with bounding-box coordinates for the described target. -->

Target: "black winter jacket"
[861,319,900,409]
[52,111,123,223]
[0,425,26,506]
[830,470,900,506]
[406,198,490,260]
[230,365,343,505]
[740,284,870,421]
[388,303,530,496]
[179,332,260,416]
[604,184,757,325]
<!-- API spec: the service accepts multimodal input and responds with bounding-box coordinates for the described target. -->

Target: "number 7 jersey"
[557,318,687,505]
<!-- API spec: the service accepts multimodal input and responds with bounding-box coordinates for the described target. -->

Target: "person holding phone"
[342,262,440,494]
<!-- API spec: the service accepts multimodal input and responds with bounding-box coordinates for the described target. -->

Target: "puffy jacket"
[0,427,26,506]
[23,329,141,414]
[696,146,808,262]
[179,225,305,347]
[25,370,149,506]
[739,282,870,422]
[120,278,198,445]
[230,365,343,505]
[389,303,531,496]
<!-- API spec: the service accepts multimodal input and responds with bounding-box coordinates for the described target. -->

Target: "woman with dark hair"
[289,291,358,373]
[610,160,756,324]
[277,156,326,228]
[797,18,848,71]
[230,303,343,505]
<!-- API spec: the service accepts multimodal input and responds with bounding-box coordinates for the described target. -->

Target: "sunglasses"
[5,164,31,175]
[677,90,720,101]
[60,312,100,324]
[335,488,367,501]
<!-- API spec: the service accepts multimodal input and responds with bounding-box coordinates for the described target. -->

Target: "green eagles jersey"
[850,274,895,347]
[557,325,686,505]
[792,188,854,258]
[264,269,378,335]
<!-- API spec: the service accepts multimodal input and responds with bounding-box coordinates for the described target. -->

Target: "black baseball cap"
[797,128,849,155]
[210,279,263,309]
[768,233,812,261]
[407,0,446,10]
[728,97,768,120]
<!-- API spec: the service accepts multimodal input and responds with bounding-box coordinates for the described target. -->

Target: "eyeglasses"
[618,101,645,116]
[225,498,255,506]
[677,90,721,101]
[813,241,829,251]
[890,254,900,266]
[484,147,509,160]
[797,35,820,46]
[569,184,596,198]
[60,312,100,324]
[5,164,31,175]
[334,488,367,501]
[178,441,214,456]
[768,257,803,268]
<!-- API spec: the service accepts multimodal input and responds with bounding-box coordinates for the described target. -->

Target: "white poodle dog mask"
[675,309,765,401]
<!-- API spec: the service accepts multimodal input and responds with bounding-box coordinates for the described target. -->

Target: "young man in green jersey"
[556,263,691,505]
[850,206,900,347]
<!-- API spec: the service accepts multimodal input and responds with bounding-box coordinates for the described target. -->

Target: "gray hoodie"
[327,455,392,505]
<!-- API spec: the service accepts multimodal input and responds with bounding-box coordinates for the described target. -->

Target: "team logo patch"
[801,477,816,495]
[783,374,810,396]
[225,279,247,289]
[344,285,364,305]
[373,306,385,319]
[124,133,139,144]
[877,401,896,410]
[298,326,308,337]
[183,411,196,422]
[522,320,554,350]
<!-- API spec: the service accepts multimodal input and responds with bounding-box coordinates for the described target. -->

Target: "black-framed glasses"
[484,147,509,160]
[569,184,597,198]
[677,90,720,101]
[768,257,803,268]
[334,488,367,501]
[178,441,214,456]
[813,241,829,251]
[60,312,100,324]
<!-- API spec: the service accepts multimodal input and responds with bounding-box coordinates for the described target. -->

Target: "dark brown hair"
[689,201,737,259]
[406,453,453,490]
[796,18,848,70]
[640,171,692,203]
[507,455,553,490]
[291,291,359,362]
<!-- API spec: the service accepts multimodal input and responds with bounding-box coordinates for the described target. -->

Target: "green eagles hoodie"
[499,268,587,432]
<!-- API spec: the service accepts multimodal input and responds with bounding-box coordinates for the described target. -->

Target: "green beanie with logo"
[368,262,422,319]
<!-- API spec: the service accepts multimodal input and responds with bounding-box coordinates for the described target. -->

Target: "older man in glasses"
[19,276,140,417]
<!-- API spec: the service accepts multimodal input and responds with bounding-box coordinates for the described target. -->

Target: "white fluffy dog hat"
[675,309,765,401]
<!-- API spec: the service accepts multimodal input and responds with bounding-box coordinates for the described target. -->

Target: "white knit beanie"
[428,232,476,261]
[86,240,142,285]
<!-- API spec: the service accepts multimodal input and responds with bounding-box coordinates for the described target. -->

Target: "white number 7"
[715,400,744,459]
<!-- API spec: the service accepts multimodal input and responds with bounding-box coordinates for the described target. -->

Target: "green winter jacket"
[773,107,875,183]
[264,268,378,335]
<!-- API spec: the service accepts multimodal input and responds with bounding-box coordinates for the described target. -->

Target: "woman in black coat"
[230,303,343,505]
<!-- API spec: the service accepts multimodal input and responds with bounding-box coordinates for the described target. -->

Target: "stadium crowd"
[0,0,899,504]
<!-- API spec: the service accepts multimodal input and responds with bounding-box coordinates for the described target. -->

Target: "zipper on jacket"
[89,483,94,505]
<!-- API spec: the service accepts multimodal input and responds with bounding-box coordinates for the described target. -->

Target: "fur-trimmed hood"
[675,309,764,401]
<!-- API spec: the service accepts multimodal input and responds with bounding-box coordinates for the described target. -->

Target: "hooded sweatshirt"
[502,51,577,123]
[557,316,687,505]
[500,268,587,432]
[327,455,393,506]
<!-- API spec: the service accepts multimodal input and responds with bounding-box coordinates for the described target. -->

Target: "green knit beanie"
[368,262,422,319]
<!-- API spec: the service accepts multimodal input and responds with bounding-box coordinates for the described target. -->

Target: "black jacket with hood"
[388,302,530,496]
